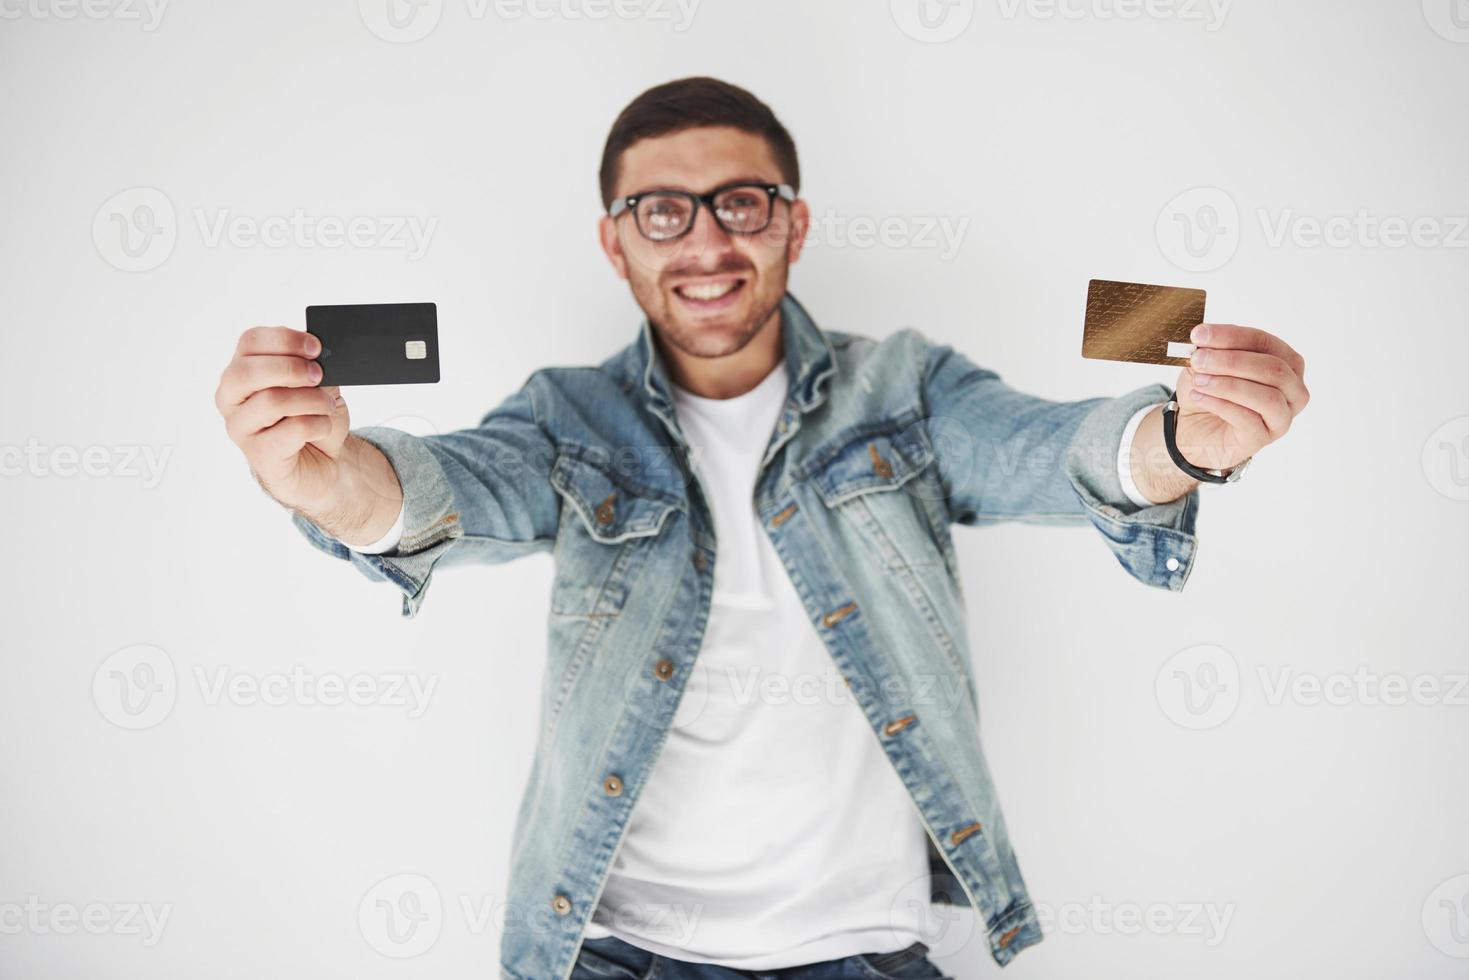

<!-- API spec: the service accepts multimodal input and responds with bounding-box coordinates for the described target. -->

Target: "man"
[214,77,1307,980]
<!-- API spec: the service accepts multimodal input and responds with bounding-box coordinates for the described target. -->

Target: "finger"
[1193,323,1305,380]
[247,414,334,462]
[235,326,322,359]
[226,386,338,443]
[217,354,322,408]
[1185,391,1269,450]
[1189,374,1292,438]
[1189,348,1308,414]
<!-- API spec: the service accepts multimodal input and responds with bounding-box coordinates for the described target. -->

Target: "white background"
[3,1,1467,977]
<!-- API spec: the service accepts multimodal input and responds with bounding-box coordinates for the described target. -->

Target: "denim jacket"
[294,292,1200,979]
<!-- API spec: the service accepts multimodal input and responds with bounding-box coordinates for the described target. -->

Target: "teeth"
[678,280,738,301]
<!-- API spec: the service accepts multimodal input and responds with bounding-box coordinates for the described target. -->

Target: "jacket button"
[869,442,893,479]
[693,551,707,572]
[654,658,674,680]
[595,493,615,524]
[603,775,623,796]
[551,894,572,915]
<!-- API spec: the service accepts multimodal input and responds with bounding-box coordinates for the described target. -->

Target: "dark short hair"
[598,76,800,210]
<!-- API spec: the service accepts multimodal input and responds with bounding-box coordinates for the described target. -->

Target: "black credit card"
[306,302,440,386]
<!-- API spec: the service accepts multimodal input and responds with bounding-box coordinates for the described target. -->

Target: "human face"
[598,126,809,360]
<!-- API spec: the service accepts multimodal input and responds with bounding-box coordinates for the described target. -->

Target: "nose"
[677,200,735,267]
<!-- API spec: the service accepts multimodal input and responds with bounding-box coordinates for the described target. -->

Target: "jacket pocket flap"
[808,421,934,507]
[550,451,680,543]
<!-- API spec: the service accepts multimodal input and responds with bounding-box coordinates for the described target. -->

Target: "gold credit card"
[1081,279,1206,367]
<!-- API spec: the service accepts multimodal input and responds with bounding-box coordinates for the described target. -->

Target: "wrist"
[1129,406,1202,504]
[297,436,403,545]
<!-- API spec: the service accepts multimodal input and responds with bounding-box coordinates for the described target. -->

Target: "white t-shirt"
[578,358,932,966]
[343,362,1166,967]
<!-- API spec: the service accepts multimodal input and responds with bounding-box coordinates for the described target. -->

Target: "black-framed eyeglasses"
[608,181,796,242]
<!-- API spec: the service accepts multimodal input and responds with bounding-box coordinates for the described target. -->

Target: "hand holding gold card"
[1081,279,1206,367]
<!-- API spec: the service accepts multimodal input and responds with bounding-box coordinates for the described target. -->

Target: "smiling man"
[214,77,1307,980]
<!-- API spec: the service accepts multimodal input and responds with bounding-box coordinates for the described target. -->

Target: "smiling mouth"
[672,276,747,310]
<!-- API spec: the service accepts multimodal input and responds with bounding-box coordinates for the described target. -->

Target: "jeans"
[571,934,949,980]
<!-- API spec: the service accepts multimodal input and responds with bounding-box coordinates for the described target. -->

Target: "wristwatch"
[1161,392,1252,484]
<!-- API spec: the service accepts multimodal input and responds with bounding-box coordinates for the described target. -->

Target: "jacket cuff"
[1064,383,1200,592]
[291,426,464,617]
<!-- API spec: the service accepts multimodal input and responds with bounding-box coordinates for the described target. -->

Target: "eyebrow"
[621,175,779,198]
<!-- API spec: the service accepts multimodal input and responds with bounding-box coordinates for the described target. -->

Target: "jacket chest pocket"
[549,450,681,617]
[808,421,948,570]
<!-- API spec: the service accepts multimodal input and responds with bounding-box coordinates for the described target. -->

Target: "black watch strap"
[1161,392,1251,485]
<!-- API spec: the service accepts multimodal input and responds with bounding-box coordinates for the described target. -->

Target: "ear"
[784,197,811,266]
[598,214,629,280]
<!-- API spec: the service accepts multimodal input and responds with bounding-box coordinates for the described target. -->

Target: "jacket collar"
[635,290,836,424]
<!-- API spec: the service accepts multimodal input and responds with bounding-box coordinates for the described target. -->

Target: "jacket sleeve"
[916,331,1200,591]
[292,374,561,617]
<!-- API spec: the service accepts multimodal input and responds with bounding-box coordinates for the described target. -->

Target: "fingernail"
[1194,373,1212,386]
[306,334,321,356]
[308,362,323,383]
[1192,324,1210,343]
[1190,388,1205,401]
[1192,349,1210,369]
